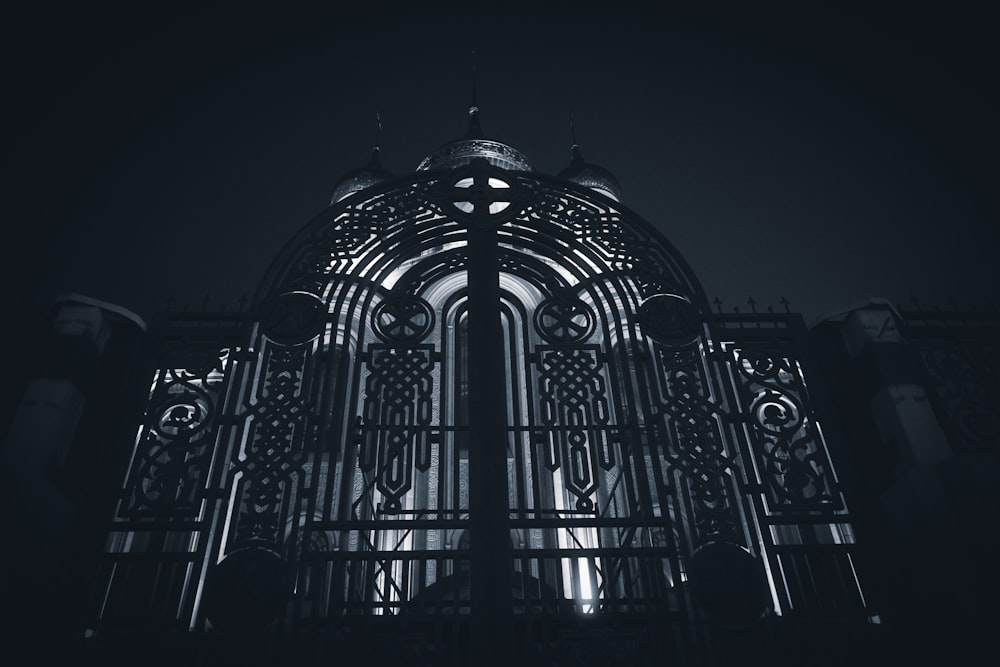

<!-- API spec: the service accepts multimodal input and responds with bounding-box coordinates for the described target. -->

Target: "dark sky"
[5,2,999,327]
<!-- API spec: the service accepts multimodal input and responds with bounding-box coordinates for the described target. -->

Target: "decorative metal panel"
[87,165,874,664]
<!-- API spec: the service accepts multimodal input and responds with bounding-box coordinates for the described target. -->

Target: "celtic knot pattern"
[126,347,231,515]
[359,345,436,513]
[514,188,680,299]
[734,349,838,510]
[535,346,612,510]
[365,182,449,242]
[235,347,309,545]
[318,209,379,257]
[269,179,445,296]
[653,346,740,543]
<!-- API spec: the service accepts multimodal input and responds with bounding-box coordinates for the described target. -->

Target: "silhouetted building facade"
[4,110,998,666]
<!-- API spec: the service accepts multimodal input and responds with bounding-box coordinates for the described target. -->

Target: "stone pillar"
[2,294,145,577]
[834,301,1000,658]
[839,304,952,468]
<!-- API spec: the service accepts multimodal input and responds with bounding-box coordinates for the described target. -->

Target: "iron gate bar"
[462,159,516,661]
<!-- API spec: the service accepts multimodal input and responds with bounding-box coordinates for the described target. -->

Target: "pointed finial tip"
[569,112,582,162]
[368,111,383,165]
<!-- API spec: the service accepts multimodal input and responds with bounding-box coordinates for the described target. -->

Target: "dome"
[330,147,394,204]
[416,107,533,172]
[557,144,622,201]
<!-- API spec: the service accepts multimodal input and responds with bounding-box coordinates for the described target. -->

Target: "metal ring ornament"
[372,295,435,343]
[638,294,701,346]
[259,291,326,346]
[534,296,596,344]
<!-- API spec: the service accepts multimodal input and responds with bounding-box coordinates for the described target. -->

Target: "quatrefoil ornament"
[534,296,596,344]
[372,295,435,343]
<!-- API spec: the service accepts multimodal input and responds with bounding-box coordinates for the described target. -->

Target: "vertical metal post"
[463,159,514,662]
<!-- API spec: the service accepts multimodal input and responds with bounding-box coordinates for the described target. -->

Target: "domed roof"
[416,107,533,172]
[557,144,622,202]
[330,146,395,205]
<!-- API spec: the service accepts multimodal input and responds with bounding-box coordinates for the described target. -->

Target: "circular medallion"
[534,296,596,344]
[638,294,701,346]
[435,161,527,225]
[259,291,325,346]
[688,541,771,626]
[372,295,435,343]
[202,547,286,633]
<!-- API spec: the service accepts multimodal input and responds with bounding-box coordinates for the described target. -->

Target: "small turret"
[416,55,533,172]
[330,113,395,204]
[415,105,533,172]
[556,114,622,201]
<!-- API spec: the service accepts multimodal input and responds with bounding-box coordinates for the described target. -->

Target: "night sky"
[5,2,998,327]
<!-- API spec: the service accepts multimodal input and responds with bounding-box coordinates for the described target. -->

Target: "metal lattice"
[89,160,871,664]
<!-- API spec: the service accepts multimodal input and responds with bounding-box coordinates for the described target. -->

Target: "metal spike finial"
[569,111,583,164]
[470,50,478,114]
[465,52,484,138]
[369,111,383,166]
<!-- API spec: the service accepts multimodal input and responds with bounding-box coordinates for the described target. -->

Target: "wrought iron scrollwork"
[735,349,839,510]
[126,347,230,514]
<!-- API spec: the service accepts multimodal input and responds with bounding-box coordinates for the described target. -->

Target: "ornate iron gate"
[88,160,871,665]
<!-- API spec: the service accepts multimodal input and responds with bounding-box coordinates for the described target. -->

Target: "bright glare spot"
[488,177,510,189]
[455,177,474,188]
[489,201,510,214]
[578,557,597,614]
[591,187,619,202]
[454,201,474,213]
[578,557,592,599]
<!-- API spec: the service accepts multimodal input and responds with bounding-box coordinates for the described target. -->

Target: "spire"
[329,111,394,204]
[569,111,584,164]
[369,111,383,167]
[558,112,622,201]
[415,52,533,172]
[466,50,484,139]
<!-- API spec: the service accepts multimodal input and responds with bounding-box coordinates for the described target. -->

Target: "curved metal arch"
[255,167,709,318]
[504,170,710,313]
[254,172,454,307]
